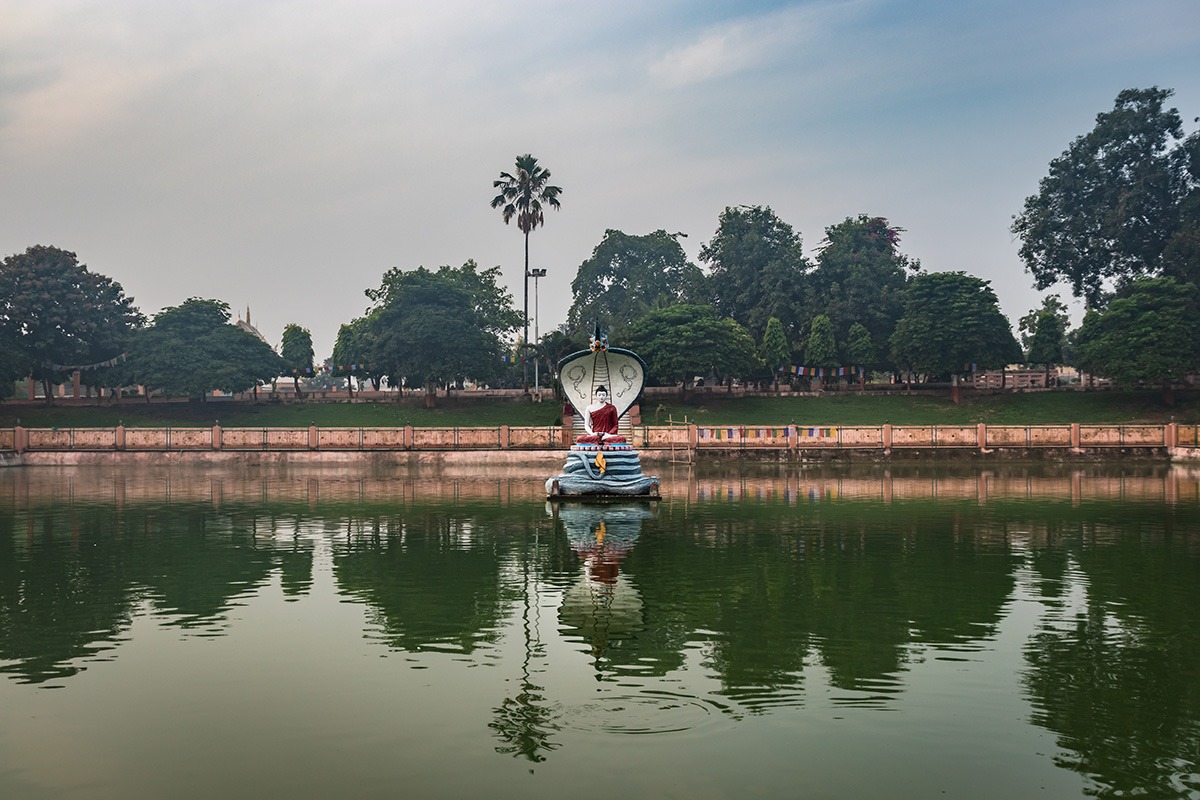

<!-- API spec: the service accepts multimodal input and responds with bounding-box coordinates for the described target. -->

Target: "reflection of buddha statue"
[577,385,626,444]
[554,504,651,662]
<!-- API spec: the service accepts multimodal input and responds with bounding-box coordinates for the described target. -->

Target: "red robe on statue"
[577,402,625,443]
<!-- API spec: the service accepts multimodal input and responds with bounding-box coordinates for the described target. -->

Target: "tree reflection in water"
[1022,512,1200,799]
[3,464,1200,792]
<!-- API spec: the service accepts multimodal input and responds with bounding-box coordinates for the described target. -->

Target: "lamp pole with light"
[529,268,547,400]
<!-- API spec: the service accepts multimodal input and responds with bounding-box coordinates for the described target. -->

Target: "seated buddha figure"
[576,385,626,444]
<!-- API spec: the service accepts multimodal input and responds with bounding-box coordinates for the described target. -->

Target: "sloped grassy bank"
[0,389,1193,429]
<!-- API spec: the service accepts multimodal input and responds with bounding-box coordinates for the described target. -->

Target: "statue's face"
[596,390,608,403]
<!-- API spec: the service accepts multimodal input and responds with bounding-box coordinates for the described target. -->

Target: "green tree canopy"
[759,316,790,369]
[126,298,284,400]
[1075,276,1200,399]
[627,304,758,391]
[280,324,314,397]
[808,215,919,365]
[331,311,385,392]
[1024,298,1069,370]
[366,264,519,403]
[567,229,704,336]
[846,323,873,369]
[699,205,809,340]
[1012,87,1199,305]
[803,314,838,369]
[889,272,1021,378]
[0,245,143,399]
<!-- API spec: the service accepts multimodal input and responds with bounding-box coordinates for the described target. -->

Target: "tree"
[1021,297,1069,385]
[538,328,588,400]
[889,272,1022,379]
[804,314,837,391]
[846,323,873,388]
[808,215,919,364]
[627,304,757,399]
[0,245,143,401]
[280,324,314,398]
[567,229,704,336]
[491,154,563,389]
[803,315,837,366]
[125,298,285,401]
[699,205,809,341]
[1017,295,1069,353]
[331,311,385,394]
[759,316,790,391]
[365,265,518,406]
[1074,276,1200,403]
[1012,87,1199,306]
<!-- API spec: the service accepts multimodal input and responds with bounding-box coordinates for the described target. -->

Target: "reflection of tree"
[133,511,275,625]
[1023,521,1200,798]
[489,510,572,762]
[332,511,507,653]
[620,503,1019,707]
[0,505,278,683]
[490,525,560,762]
[277,523,314,600]
[0,509,135,684]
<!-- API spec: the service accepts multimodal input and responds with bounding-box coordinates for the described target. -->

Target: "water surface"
[2,463,1199,799]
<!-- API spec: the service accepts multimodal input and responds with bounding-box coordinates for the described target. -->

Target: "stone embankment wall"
[1,423,1195,464]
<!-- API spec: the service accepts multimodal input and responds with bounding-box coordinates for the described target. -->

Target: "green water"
[2,464,1199,799]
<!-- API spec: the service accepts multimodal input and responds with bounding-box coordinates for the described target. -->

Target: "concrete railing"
[2,422,1182,453]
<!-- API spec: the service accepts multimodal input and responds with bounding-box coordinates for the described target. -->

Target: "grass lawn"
[0,389,1194,428]
[643,390,1196,426]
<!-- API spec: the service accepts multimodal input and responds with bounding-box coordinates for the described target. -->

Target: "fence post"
[211,422,221,451]
[788,425,797,450]
[115,423,126,451]
[14,424,26,453]
[308,423,318,451]
[1167,422,1178,448]
[404,425,414,450]
[500,425,510,449]
[882,423,893,451]
[1071,422,1081,450]
[688,424,699,452]
[977,423,987,451]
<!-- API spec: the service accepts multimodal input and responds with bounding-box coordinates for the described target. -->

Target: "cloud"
[645,1,862,89]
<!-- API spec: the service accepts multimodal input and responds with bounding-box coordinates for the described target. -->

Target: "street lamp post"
[529,268,547,400]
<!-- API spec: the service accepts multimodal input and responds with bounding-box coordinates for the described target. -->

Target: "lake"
[2,462,1199,799]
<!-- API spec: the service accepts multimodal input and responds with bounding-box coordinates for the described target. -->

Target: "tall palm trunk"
[523,230,530,392]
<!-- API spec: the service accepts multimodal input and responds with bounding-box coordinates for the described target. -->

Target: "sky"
[2,0,1199,360]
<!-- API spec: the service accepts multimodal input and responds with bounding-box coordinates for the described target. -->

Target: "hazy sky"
[2,0,1198,359]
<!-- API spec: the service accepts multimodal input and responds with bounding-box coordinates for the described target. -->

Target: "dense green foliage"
[364,262,520,400]
[1012,87,1200,305]
[1025,305,1068,370]
[0,245,143,399]
[890,272,1022,377]
[1075,277,1200,393]
[700,205,809,340]
[846,323,873,374]
[125,299,285,400]
[567,229,703,336]
[809,215,918,364]
[627,304,758,388]
[803,314,838,369]
[758,316,790,389]
[280,324,314,397]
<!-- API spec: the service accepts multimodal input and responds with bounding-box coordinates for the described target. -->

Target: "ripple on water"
[558,690,732,735]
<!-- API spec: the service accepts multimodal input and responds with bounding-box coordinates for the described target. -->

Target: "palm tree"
[492,154,562,390]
